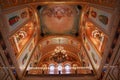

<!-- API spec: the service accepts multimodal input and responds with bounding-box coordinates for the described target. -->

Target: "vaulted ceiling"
[39,5,80,35]
[0,0,119,80]
[0,0,118,9]
[38,36,81,64]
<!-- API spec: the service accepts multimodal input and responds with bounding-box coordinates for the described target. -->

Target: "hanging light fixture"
[51,39,67,63]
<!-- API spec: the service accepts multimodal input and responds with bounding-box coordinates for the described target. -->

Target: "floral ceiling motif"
[42,5,79,20]
[40,5,80,35]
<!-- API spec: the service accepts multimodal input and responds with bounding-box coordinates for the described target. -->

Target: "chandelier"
[51,46,67,63]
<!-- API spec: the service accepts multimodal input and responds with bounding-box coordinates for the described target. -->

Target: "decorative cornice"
[0,0,118,9]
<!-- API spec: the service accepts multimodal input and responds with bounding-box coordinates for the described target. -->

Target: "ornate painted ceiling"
[29,36,92,71]
[0,0,119,78]
[0,0,118,9]
[38,36,80,57]
[39,5,80,35]
[37,37,81,65]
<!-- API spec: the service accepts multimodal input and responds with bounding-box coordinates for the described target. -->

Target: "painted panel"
[89,7,112,31]
[40,37,80,49]
[84,37,101,70]
[80,47,93,69]
[27,47,41,70]
[5,8,29,32]
[17,37,35,73]
[39,5,80,36]
[85,21,107,55]
[9,21,34,56]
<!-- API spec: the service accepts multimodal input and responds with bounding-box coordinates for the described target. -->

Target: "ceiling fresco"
[41,51,79,63]
[39,5,81,36]
[38,37,81,56]
[37,36,81,63]
[27,36,94,75]
[0,0,117,9]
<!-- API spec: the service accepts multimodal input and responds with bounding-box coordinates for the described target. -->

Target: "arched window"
[49,64,55,74]
[57,64,62,74]
[65,64,71,74]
